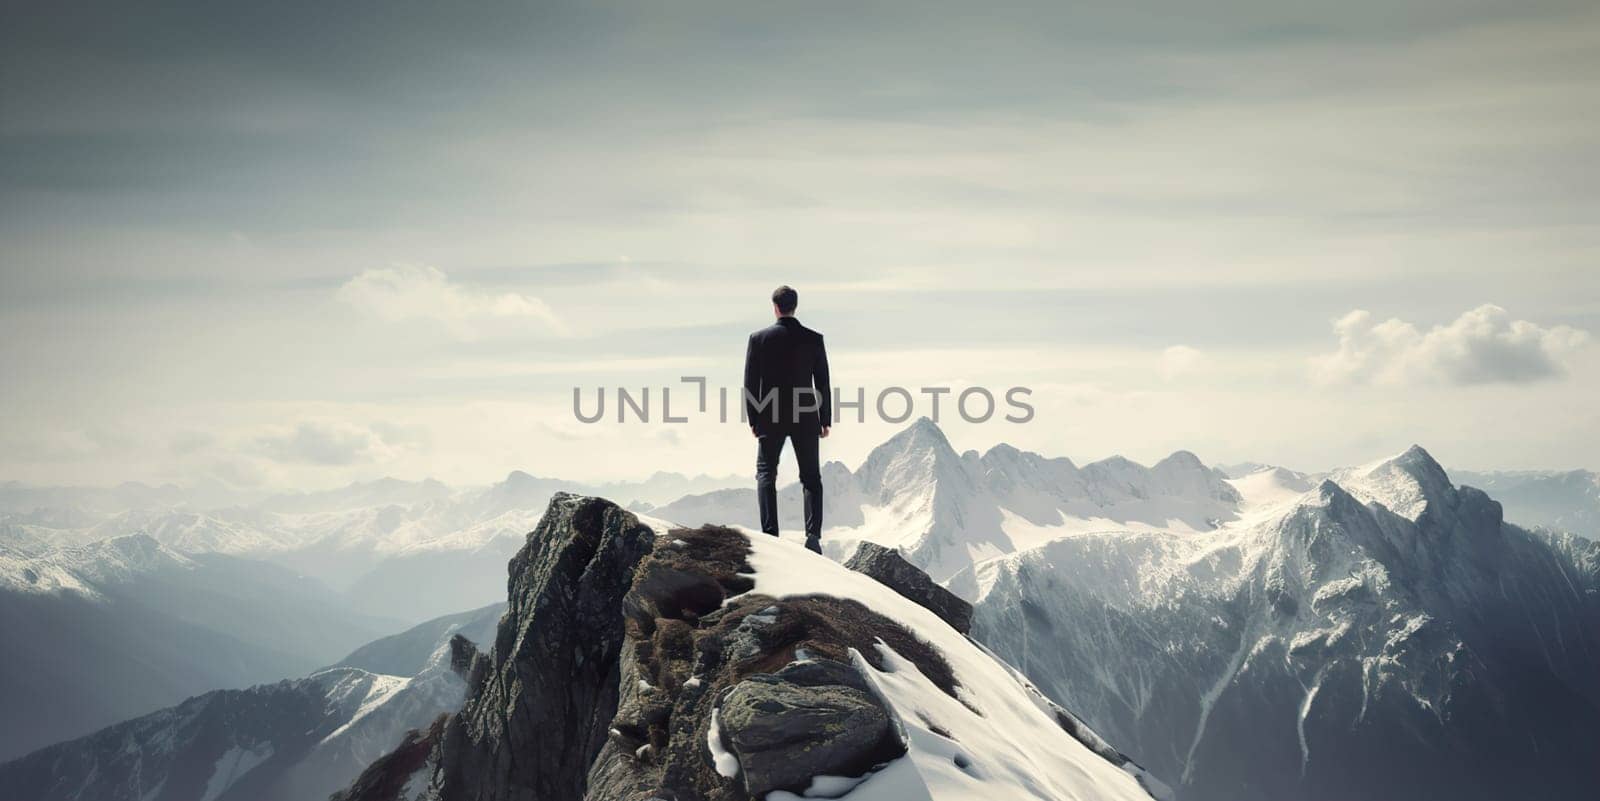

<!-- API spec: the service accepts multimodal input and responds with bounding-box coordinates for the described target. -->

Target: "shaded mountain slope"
[0,535,398,761]
[0,619,483,801]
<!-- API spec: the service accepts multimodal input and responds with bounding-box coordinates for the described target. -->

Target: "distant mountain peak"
[1387,444,1444,477]
[856,418,967,498]
[66,532,186,568]
[1310,476,1365,514]
[896,416,955,449]
[982,441,1082,470]
[1089,454,1140,470]
[1334,444,1456,522]
[1156,450,1204,468]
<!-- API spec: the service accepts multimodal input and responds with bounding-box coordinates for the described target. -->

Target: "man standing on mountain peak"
[743,285,831,554]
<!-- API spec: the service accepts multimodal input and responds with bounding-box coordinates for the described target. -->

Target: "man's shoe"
[804,537,822,555]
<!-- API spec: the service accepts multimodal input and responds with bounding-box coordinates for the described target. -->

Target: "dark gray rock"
[431,493,657,801]
[583,527,930,801]
[717,676,897,796]
[774,657,870,693]
[446,634,477,679]
[845,541,973,634]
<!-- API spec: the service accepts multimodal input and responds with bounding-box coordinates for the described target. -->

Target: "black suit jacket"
[743,317,831,434]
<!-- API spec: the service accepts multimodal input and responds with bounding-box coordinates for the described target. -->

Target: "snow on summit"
[739,530,1166,801]
[0,533,193,596]
[1327,444,1457,522]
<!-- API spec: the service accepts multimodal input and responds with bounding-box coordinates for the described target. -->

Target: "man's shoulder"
[789,320,824,340]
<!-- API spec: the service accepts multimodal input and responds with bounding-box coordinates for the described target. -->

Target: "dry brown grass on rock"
[594,525,969,800]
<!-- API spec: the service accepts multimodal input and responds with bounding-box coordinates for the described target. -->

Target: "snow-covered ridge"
[960,444,1480,608]
[1327,444,1456,522]
[0,533,193,596]
[308,640,470,774]
[740,530,1167,801]
[656,417,1245,582]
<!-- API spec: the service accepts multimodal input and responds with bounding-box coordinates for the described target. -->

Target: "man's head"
[771,285,799,317]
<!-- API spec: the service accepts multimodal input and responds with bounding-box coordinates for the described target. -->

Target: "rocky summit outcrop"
[331,492,655,801]
[587,524,952,801]
[332,492,1154,801]
[844,541,973,634]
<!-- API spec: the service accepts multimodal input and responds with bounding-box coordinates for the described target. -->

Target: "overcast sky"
[2,0,1597,490]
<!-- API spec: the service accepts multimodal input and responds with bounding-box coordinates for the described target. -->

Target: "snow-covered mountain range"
[0,605,501,801]
[651,417,1242,581]
[965,448,1600,800]
[0,535,405,762]
[5,421,1598,799]
[0,471,742,622]
[649,420,1600,799]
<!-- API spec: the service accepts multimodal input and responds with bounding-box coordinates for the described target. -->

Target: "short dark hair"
[771,285,798,314]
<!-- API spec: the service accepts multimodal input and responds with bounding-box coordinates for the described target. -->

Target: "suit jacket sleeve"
[815,334,832,427]
[742,333,760,426]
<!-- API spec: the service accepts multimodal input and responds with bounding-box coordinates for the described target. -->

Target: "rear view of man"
[743,285,831,553]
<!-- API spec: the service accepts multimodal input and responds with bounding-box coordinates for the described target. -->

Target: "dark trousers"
[755,427,823,542]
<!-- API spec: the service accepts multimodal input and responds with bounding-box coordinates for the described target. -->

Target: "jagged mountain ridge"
[1226,461,1600,543]
[962,445,1600,801]
[654,417,1240,581]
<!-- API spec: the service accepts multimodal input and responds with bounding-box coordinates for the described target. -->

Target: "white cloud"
[1159,345,1208,382]
[337,264,568,338]
[255,421,406,466]
[1310,304,1590,386]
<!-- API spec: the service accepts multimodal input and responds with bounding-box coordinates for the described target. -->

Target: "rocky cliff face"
[431,493,656,801]
[334,492,1161,801]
